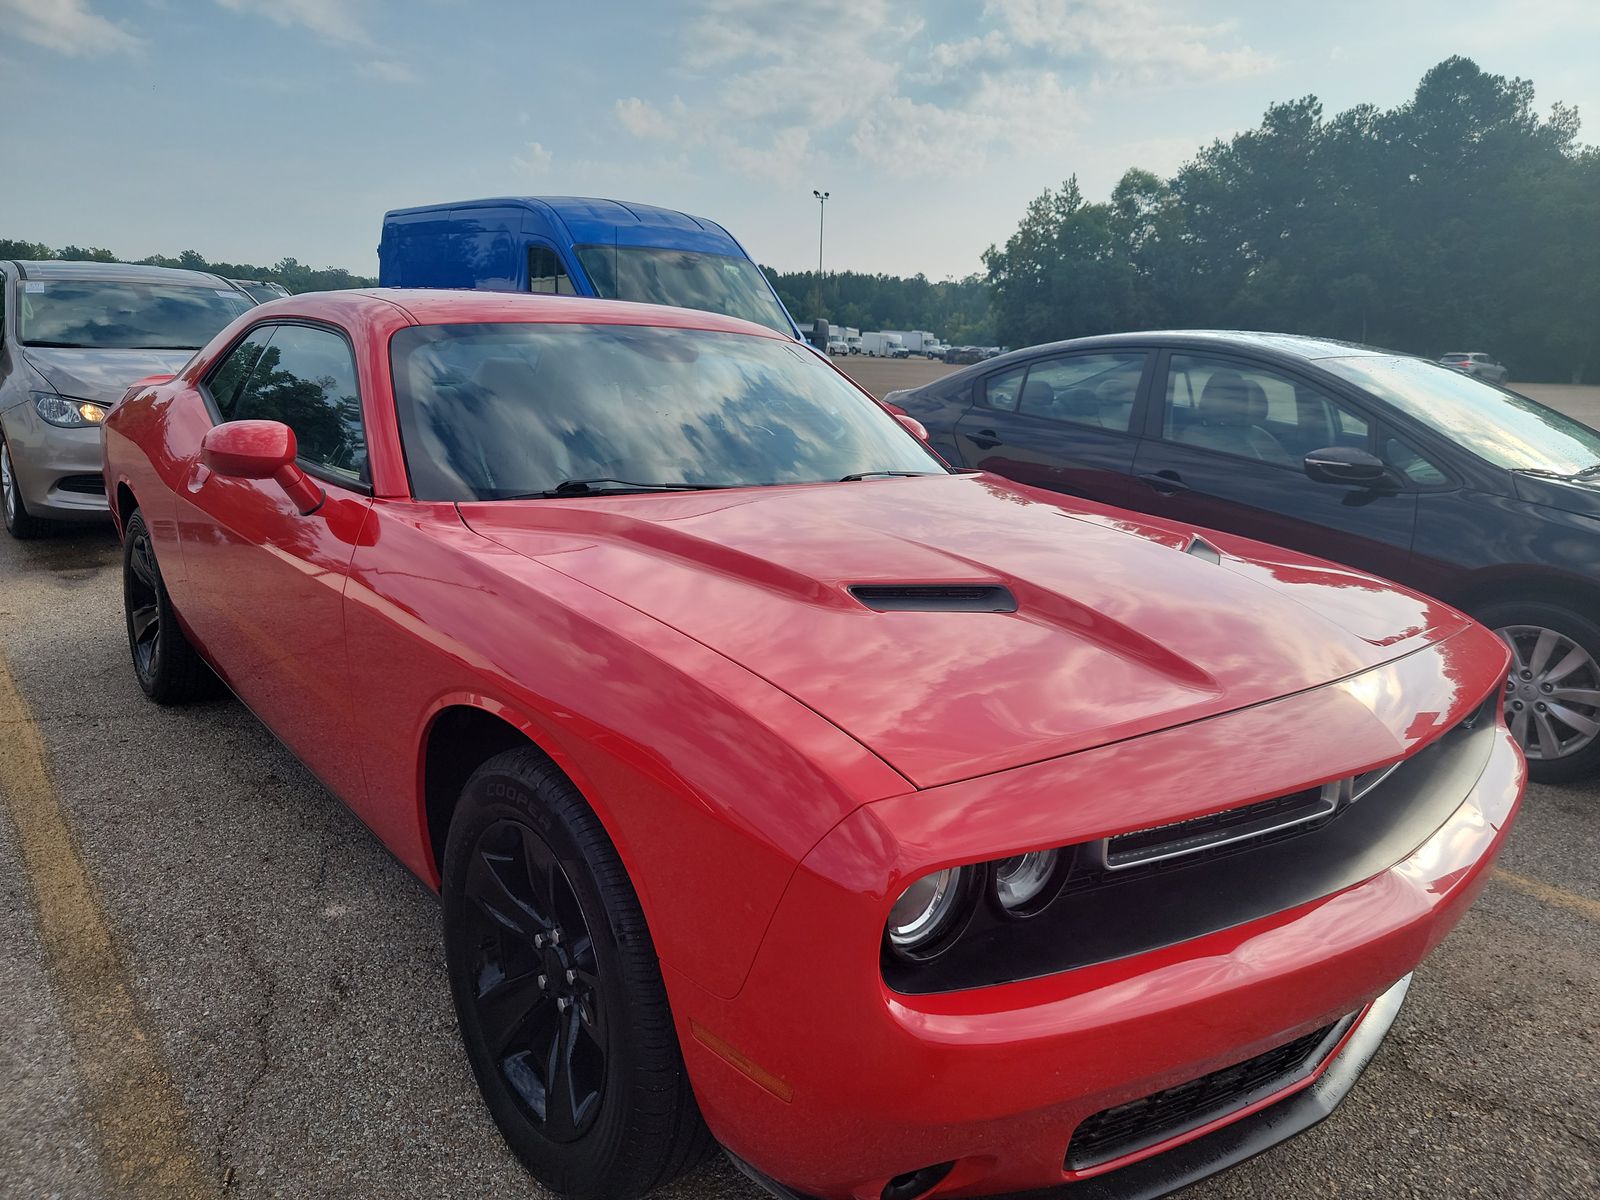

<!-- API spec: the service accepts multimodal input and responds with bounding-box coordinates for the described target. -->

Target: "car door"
[1128,350,1418,581]
[951,349,1154,512]
[176,321,375,803]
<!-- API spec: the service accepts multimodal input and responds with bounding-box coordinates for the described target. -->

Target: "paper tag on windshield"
[24,282,43,293]
[216,289,240,298]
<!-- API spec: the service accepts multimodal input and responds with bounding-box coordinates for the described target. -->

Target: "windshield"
[1321,355,1600,474]
[19,279,253,349]
[574,245,792,335]
[390,323,944,501]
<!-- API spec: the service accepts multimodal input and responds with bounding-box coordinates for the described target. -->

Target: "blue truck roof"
[381,196,749,256]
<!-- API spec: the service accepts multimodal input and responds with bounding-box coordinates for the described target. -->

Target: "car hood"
[22,347,194,405]
[1512,470,1600,521]
[461,474,1470,787]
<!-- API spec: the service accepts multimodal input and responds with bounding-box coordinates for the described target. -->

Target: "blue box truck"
[378,196,801,338]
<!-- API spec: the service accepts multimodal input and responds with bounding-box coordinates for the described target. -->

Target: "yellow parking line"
[1493,868,1600,923]
[0,657,211,1197]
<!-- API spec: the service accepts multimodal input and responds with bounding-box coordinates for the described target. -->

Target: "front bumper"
[0,403,109,521]
[669,633,1523,1200]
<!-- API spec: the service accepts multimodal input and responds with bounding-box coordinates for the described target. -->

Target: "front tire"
[1476,599,1600,783]
[1,434,50,539]
[122,509,214,704]
[442,748,713,1200]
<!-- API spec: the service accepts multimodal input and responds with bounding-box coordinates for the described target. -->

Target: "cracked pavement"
[0,518,1596,1200]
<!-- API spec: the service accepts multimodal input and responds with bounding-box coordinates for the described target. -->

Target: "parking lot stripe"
[0,656,211,1198]
[1493,868,1600,923]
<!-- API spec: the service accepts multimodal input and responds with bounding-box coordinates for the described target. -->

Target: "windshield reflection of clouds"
[1322,356,1600,474]
[392,324,939,500]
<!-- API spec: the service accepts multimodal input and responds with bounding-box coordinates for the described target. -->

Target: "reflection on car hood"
[22,347,194,405]
[462,473,1471,787]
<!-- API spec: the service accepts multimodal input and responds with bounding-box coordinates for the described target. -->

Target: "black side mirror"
[1304,446,1390,487]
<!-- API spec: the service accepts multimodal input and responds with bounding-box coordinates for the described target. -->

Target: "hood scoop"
[849,584,1018,613]
[1185,534,1223,564]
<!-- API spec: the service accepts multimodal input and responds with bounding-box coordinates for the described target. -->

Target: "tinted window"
[528,247,575,295]
[389,323,944,501]
[1385,436,1450,487]
[983,363,1027,411]
[1322,355,1600,474]
[1164,354,1369,467]
[1015,353,1143,432]
[234,324,367,485]
[18,278,252,349]
[206,326,275,420]
[573,245,791,335]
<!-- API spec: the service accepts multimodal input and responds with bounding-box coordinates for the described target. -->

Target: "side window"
[206,326,275,421]
[1016,352,1144,432]
[1162,354,1369,468]
[528,246,575,295]
[1384,436,1450,487]
[982,363,1027,412]
[235,324,368,486]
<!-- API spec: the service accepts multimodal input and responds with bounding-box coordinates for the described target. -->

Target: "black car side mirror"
[1304,446,1390,487]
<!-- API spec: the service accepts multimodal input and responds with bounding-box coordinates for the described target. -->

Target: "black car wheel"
[442,748,713,1200]
[1477,599,1600,783]
[1,435,49,539]
[122,509,215,704]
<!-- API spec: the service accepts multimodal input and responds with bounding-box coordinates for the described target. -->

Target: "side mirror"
[882,401,929,441]
[1304,446,1389,487]
[201,420,324,514]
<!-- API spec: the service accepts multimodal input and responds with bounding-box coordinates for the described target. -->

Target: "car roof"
[6,259,233,287]
[250,287,794,340]
[384,195,740,250]
[941,329,1402,380]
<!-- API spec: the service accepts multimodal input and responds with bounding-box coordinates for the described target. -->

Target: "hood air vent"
[1186,534,1222,564]
[849,584,1017,613]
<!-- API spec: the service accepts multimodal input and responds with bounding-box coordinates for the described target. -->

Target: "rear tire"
[1,434,50,540]
[122,509,214,704]
[442,748,713,1200]
[1475,598,1600,784]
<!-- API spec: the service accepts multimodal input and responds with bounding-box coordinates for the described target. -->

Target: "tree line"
[984,57,1599,382]
[0,240,376,294]
[762,268,996,346]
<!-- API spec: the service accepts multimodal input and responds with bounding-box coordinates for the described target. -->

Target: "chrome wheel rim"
[1,441,14,523]
[1495,625,1600,760]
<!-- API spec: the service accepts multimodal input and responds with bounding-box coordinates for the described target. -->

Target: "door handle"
[1136,470,1189,495]
[968,429,1001,450]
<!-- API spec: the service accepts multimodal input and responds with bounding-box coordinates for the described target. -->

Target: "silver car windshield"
[573,245,792,335]
[19,280,253,349]
[389,322,945,501]
[1321,355,1600,474]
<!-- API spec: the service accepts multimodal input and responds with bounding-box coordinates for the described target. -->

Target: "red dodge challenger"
[103,290,1522,1200]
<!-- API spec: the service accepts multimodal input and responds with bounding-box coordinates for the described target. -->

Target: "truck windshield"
[389,322,944,501]
[19,279,252,349]
[574,245,792,335]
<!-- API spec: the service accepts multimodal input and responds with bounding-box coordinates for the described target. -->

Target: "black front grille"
[56,474,106,495]
[1066,1019,1347,1170]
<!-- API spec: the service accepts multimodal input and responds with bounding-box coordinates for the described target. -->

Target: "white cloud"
[0,0,143,56]
[214,0,370,46]
[512,141,553,176]
[615,97,681,140]
[358,58,416,84]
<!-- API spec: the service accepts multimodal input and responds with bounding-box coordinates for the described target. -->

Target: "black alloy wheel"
[121,508,214,704]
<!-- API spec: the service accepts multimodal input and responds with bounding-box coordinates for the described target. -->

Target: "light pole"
[812,189,829,318]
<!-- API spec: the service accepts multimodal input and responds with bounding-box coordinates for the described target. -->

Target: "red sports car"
[103,290,1523,1200]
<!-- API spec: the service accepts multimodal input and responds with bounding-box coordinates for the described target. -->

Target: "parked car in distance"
[229,278,291,304]
[944,345,984,364]
[1439,351,1508,384]
[0,259,253,538]
[105,290,1520,1200]
[379,195,800,337]
[892,329,1600,780]
[826,336,849,355]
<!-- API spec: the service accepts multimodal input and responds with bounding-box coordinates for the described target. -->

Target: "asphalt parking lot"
[2,412,1598,1199]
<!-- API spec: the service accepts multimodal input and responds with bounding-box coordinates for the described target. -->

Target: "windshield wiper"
[22,340,90,348]
[509,477,734,499]
[839,470,941,482]
[1574,463,1600,479]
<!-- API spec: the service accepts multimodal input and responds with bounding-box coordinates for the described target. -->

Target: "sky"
[1,0,1596,281]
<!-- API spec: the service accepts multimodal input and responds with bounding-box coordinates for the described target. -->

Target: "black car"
[891,330,1600,781]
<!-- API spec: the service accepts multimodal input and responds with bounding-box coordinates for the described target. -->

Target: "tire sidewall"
[442,761,637,1196]
[1475,598,1600,783]
[122,511,166,697]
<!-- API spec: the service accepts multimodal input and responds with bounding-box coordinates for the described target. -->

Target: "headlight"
[992,849,1063,915]
[33,392,107,428]
[885,867,972,957]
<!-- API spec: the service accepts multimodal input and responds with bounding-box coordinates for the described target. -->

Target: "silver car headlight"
[885,867,973,957]
[33,392,108,428]
[992,849,1063,915]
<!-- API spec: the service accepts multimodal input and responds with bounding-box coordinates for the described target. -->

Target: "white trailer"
[884,330,942,357]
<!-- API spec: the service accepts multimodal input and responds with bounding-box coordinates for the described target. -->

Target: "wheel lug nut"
[556,997,570,1012]
[565,969,576,984]
[1536,703,1547,712]
[537,974,547,990]
[1521,670,1532,679]
[533,934,545,949]
[550,928,561,946]
[1541,683,1553,692]
[1513,701,1524,710]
